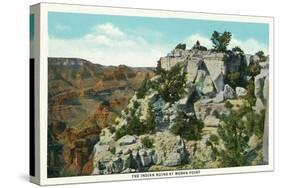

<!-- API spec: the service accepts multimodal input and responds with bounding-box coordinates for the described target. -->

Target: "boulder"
[118,135,136,146]
[195,70,215,95]
[223,84,236,99]
[235,87,247,97]
[194,100,229,121]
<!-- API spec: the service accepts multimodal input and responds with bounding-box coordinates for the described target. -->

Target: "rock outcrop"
[92,132,187,174]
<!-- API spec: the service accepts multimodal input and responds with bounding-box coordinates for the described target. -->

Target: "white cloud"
[49,24,268,68]
[49,23,168,67]
[184,33,268,55]
[54,23,71,32]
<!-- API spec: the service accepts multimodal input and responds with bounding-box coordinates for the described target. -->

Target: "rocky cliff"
[91,47,269,174]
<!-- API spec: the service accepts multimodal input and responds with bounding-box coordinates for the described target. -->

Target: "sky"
[48,12,269,67]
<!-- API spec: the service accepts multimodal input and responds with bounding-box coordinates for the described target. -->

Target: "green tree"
[216,109,250,167]
[175,43,186,50]
[232,46,244,54]
[156,64,186,103]
[115,103,156,140]
[171,111,203,141]
[225,71,241,88]
[211,31,232,52]
[136,76,152,99]
[255,51,267,62]
[211,106,265,167]
[141,136,154,148]
[192,40,207,51]
[144,103,156,134]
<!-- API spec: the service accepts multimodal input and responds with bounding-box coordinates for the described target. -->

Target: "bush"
[255,51,267,62]
[225,70,247,88]
[225,101,234,109]
[175,43,186,50]
[115,127,128,140]
[243,78,256,106]
[232,46,244,54]
[143,103,156,134]
[192,40,207,51]
[246,63,261,77]
[109,126,116,134]
[136,76,152,99]
[209,134,219,145]
[133,101,140,110]
[171,111,203,141]
[243,108,265,138]
[115,104,156,140]
[141,136,154,148]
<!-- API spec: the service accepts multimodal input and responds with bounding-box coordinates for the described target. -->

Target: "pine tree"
[213,105,265,167]
[171,111,203,141]
[144,103,156,133]
[211,31,232,52]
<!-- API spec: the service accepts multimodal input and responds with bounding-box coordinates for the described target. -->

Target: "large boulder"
[236,87,247,97]
[195,70,215,95]
[223,84,236,99]
[118,135,136,146]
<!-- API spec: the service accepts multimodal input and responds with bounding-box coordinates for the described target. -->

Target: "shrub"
[225,101,234,109]
[255,51,267,62]
[115,104,156,140]
[136,76,152,99]
[225,71,244,88]
[243,78,256,106]
[141,136,154,148]
[115,127,127,140]
[209,134,219,145]
[171,111,203,141]
[192,40,207,51]
[232,46,244,54]
[109,126,116,134]
[246,63,261,77]
[143,103,156,134]
[175,43,186,50]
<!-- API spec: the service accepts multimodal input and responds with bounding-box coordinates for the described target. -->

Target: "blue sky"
[48,12,269,67]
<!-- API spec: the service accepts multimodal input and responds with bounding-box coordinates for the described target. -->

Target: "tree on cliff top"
[175,43,186,50]
[192,40,207,51]
[211,31,232,52]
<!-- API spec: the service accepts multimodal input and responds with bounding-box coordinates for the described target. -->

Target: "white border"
[37,2,274,185]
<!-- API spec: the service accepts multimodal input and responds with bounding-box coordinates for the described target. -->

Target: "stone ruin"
[159,48,247,93]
